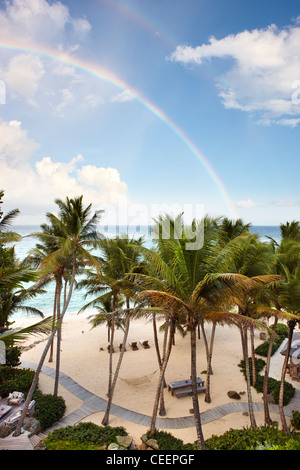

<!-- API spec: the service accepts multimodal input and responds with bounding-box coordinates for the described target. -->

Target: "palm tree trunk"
[263,317,278,424]
[102,303,131,426]
[54,277,63,396]
[240,326,257,429]
[250,326,256,387]
[190,325,206,450]
[279,319,296,433]
[48,279,58,363]
[107,295,116,397]
[205,323,216,404]
[14,252,77,437]
[199,318,211,373]
[159,320,169,416]
[152,314,166,389]
[149,320,175,435]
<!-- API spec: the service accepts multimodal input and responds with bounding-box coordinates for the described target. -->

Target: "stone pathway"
[1,360,299,450]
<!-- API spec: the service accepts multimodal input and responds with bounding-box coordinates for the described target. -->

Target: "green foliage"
[0,366,36,396]
[4,346,21,367]
[145,429,197,450]
[205,423,300,450]
[44,422,128,450]
[291,410,300,430]
[33,391,66,431]
[255,323,288,357]
[238,357,295,405]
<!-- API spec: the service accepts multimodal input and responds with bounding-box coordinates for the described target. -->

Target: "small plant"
[44,422,128,450]
[291,410,300,431]
[33,391,66,431]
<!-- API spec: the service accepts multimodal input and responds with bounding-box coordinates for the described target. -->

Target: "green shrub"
[44,422,128,450]
[205,424,300,450]
[145,430,197,450]
[0,366,36,396]
[33,391,66,431]
[238,357,295,406]
[5,346,21,367]
[255,323,288,357]
[291,410,300,431]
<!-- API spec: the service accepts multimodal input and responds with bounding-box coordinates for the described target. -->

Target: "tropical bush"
[33,391,66,431]
[144,429,197,450]
[4,346,21,367]
[43,422,128,450]
[0,366,36,396]
[238,357,295,405]
[205,424,300,450]
[291,410,300,431]
[255,323,288,357]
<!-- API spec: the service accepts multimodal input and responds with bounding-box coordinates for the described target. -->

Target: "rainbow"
[0,40,238,218]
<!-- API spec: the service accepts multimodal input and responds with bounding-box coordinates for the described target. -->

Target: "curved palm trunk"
[250,326,256,387]
[205,323,216,404]
[190,325,206,450]
[263,317,278,424]
[152,314,166,389]
[53,278,62,396]
[199,318,211,374]
[107,296,116,397]
[240,326,257,429]
[159,320,169,416]
[102,303,131,426]
[48,279,59,363]
[149,320,175,435]
[279,319,296,433]
[14,252,77,437]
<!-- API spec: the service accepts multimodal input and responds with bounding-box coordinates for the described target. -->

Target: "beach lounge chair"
[8,391,25,406]
[106,344,115,353]
[4,410,22,430]
[0,404,12,419]
[118,343,126,351]
[139,339,150,349]
[26,400,36,417]
[129,341,138,351]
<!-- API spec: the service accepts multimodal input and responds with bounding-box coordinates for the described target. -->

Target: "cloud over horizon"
[0,120,128,223]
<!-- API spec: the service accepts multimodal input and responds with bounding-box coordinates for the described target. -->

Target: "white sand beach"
[15,314,297,445]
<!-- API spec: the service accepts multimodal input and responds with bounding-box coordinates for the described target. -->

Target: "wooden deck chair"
[129,341,138,351]
[139,339,150,349]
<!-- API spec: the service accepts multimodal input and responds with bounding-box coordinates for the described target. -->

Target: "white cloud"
[271,200,300,207]
[112,90,136,103]
[169,19,300,125]
[236,199,256,208]
[4,54,45,102]
[0,120,129,220]
[0,0,90,45]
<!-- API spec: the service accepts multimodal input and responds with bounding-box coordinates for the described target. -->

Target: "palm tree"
[0,189,20,245]
[14,195,103,436]
[78,234,145,426]
[133,214,243,449]
[218,217,251,246]
[280,221,300,242]
[277,266,300,432]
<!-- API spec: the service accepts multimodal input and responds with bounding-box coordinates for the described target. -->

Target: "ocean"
[8,225,281,321]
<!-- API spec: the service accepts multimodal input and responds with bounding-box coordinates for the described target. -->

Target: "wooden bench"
[175,385,206,398]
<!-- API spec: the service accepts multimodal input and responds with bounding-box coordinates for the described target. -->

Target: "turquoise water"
[8,225,281,320]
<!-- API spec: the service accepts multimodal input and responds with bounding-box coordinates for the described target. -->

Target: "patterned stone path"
[0,360,299,450]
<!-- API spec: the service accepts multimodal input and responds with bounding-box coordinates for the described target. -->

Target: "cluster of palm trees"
[1,190,299,450]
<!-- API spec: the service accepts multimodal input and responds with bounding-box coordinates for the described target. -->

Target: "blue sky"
[0,0,299,226]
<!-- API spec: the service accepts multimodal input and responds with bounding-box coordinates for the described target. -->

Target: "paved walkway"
[1,360,299,450]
